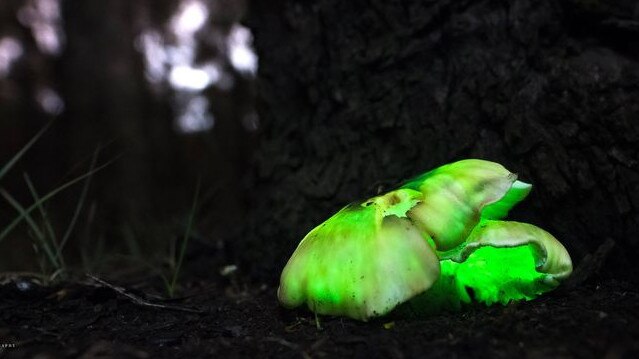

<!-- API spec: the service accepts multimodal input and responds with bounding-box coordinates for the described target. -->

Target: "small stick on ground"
[86,274,204,314]
[563,237,616,289]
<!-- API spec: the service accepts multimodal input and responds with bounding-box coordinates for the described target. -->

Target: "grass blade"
[169,178,201,297]
[59,147,100,259]
[24,173,60,249]
[0,121,52,181]
[0,188,59,269]
[0,156,119,244]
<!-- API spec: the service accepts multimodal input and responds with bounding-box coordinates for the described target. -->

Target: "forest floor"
[0,266,638,358]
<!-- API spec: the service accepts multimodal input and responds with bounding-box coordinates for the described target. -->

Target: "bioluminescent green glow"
[401,159,517,251]
[278,189,440,321]
[278,159,573,321]
[406,245,555,316]
[444,245,551,305]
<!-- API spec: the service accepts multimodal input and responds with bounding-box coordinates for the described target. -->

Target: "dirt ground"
[1,267,637,358]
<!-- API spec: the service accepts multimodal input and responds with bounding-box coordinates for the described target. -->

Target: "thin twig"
[86,274,204,314]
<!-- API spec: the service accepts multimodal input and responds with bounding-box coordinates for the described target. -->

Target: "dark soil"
[1,272,638,358]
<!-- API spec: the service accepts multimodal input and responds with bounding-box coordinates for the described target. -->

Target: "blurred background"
[0,0,257,274]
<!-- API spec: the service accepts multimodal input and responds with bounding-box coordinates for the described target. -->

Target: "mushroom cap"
[443,219,573,282]
[278,189,440,321]
[408,220,573,311]
[402,159,526,251]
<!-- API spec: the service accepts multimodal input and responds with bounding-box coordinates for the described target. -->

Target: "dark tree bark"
[246,0,639,281]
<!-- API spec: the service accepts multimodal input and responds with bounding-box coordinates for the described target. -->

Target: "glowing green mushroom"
[278,188,440,321]
[402,159,526,251]
[409,219,572,314]
[441,219,573,282]
[278,159,573,321]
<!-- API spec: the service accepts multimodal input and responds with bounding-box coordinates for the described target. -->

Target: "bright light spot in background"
[36,87,64,115]
[228,24,258,76]
[166,45,193,65]
[169,63,221,91]
[137,0,211,89]
[33,23,63,55]
[136,31,167,84]
[171,0,209,40]
[177,96,215,133]
[0,37,23,77]
[170,66,210,91]
[18,0,64,56]
[136,0,258,133]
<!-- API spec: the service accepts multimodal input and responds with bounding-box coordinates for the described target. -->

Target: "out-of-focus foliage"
[0,0,257,272]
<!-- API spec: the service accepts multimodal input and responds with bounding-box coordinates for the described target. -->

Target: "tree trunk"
[246,0,639,282]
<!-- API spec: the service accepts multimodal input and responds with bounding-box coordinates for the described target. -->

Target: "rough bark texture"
[246,0,639,282]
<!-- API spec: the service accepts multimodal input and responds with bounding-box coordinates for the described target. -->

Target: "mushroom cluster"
[278,159,572,321]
